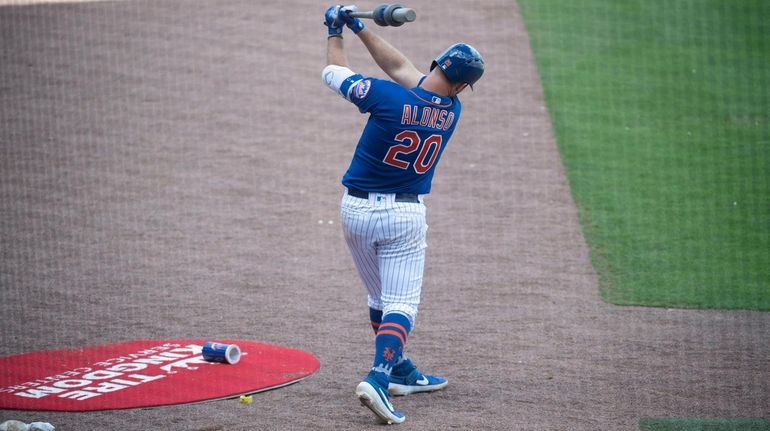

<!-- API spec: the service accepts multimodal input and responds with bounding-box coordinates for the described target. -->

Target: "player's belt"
[347,188,420,203]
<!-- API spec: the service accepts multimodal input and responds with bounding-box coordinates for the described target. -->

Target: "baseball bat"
[348,4,417,27]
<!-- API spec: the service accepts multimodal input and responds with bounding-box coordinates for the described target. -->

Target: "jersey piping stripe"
[408,90,453,108]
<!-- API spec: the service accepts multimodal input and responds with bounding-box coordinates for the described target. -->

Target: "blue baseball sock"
[369,307,383,334]
[369,312,412,386]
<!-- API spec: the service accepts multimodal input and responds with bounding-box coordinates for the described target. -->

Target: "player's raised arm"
[326,33,349,67]
[324,6,348,67]
[356,29,423,88]
[322,6,364,100]
[337,6,423,89]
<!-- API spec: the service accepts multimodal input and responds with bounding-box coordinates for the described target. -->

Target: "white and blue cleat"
[388,367,448,396]
[356,360,448,424]
[356,374,406,425]
[387,357,448,396]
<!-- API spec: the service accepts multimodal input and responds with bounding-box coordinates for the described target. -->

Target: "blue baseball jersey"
[341,77,462,194]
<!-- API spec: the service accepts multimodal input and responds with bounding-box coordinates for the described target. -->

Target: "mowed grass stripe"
[518,0,770,310]
[639,417,770,431]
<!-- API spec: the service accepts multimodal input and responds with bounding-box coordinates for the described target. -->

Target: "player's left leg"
[341,193,384,311]
[368,307,448,397]
[355,311,411,424]
[367,308,446,395]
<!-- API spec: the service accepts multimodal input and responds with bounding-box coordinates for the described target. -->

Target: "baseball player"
[322,4,484,425]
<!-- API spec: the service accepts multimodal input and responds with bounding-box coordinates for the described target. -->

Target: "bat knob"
[392,7,416,24]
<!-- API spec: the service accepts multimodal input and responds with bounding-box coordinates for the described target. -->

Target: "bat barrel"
[348,4,416,26]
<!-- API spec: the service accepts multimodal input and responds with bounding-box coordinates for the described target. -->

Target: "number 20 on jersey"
[383,130,443,174]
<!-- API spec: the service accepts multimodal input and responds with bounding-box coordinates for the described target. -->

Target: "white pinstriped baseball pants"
[340,190,428,323]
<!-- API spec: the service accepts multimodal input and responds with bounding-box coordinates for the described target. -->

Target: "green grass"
[518,0,770,310]
[640,417,770,431]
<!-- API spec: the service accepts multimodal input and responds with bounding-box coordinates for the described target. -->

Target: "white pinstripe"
[341,191,427,322]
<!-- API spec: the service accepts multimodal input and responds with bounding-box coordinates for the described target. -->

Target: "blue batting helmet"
[430,43,485,89]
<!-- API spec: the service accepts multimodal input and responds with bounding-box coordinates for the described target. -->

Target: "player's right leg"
[388,355,448,396]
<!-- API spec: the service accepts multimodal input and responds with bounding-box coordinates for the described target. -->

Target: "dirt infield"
[1,1,767,429]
